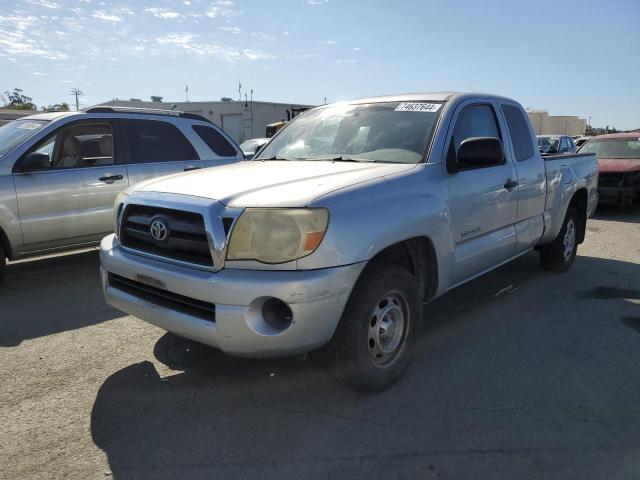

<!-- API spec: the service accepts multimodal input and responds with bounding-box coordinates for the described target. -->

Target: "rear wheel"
[539,207,578,273]
[326,262,420,392]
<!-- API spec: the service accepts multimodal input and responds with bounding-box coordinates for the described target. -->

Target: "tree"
[1,88,37,110]
[41,102,70,112]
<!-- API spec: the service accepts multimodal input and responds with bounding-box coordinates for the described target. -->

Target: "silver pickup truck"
[0,107,242,282]
[100,92,598,391]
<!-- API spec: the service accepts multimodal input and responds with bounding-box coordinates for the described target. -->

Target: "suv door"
[445,102,519,284]
[119,119,202,185]
[12,121,128,252]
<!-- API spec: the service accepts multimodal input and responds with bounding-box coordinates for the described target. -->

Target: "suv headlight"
[227,208,329,264]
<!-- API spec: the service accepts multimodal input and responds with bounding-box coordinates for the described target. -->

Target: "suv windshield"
[0,119,49,158]
[256,101,443,164]
[579,138,640,159]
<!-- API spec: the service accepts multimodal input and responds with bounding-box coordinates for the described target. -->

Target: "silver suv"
[0,107,243,282]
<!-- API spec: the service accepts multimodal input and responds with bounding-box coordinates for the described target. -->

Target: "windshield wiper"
[310,155,376,163]
[259,155,302,161]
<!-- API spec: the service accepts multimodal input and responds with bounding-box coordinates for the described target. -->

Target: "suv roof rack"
[83,106,212,123]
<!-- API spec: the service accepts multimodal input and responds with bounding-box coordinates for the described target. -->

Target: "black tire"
[0,243,5,284]
[326,262,420,392]
[539,207,578,273]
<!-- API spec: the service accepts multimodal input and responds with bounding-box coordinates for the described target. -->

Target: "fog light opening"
[262,298,293,331]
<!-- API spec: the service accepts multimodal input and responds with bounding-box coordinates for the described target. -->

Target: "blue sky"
[1,0,638,129]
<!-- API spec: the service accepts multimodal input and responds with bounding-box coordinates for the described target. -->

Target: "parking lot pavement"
[0,206,639,480]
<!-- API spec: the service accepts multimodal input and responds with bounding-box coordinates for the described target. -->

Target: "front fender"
[301,164,454,297]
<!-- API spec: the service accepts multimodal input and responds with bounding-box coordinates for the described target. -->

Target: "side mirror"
[453,137,504,171]
[16,152,51,173]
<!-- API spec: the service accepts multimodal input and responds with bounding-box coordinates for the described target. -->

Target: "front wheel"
[539,207,578,273]
[326,262,420,392]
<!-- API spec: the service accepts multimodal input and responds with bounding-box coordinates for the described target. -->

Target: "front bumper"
[100,234,365,357]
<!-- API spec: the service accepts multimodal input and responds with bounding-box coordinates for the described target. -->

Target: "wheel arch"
[0,225,12,260]
[364,236,438,303]
[569,188,588,244]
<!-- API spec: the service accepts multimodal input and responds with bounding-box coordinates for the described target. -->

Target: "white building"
[527,109,587,136]
[97,98,313,143]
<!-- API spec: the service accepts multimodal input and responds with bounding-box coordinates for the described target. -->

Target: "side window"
[124,120,199,164]
[192,125,237,157]
[502,104,535,161]
[560,137,570,151]
[452,104,501,151]
[23,123,114,170]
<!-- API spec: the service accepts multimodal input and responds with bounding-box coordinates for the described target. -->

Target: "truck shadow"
[90,253,640,479]
[0,249,122,347]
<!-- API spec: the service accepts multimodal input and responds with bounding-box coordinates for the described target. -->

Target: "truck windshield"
[579,138,640,159]
[0,119,49,158]
[255,101,443,164]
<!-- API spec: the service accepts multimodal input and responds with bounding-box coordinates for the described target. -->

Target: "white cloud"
[91,10,123,22]
[205,0,240,18]
[336,58,357,64]
[26,0,62,9]
[220,26,241,34]
[0,14,67,60]
[353,47,361,51]
[144,7,182,19]
[32,71,48,76]
[322,40,336,45]
[307,0,328,4]
[242,49,274,60]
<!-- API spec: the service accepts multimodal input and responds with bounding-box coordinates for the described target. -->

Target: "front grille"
[108,273,215,322]
[120,205,213,267]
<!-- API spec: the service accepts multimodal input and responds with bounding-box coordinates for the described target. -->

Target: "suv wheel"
[539,207,578,273]
[327,262,420,392]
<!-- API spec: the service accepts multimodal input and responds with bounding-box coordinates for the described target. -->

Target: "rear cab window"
[502,104,535,161]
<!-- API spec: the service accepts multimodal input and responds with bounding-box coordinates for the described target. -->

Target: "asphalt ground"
[1,204,639,479]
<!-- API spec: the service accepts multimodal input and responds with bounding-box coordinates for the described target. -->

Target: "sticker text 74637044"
[394,103,441,113]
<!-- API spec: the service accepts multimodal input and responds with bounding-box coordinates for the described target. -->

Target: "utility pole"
[238,82,242,102]
[250,89,254,138]
[70,88,83,111]
[185,85,189,102]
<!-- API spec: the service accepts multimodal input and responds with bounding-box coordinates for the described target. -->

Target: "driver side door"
[12,120,129,252]
[445,102,519,284]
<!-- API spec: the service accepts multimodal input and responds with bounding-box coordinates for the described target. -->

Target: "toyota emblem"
[150,218,169,242]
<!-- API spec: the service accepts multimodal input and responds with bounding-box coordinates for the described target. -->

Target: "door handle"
[504,179,518,191]
[184,166,201,172]
[99,174,123,183]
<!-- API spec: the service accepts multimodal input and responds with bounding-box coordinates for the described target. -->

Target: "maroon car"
[579,133,640,206]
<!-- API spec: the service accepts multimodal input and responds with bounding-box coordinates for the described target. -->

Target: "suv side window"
[123,120,199,164]
[560,137,570,151]
[192,125,237,157]
[23,123,114,170]
[502,104,535,161]
[452,104,502,152]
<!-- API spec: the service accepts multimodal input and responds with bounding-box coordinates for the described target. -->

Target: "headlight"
[227,208,329,264]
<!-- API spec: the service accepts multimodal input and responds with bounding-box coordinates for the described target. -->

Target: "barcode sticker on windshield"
[395,103,441,113]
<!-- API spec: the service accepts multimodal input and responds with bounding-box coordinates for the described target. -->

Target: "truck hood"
[134,160,416,207]
[598,158,640,173]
